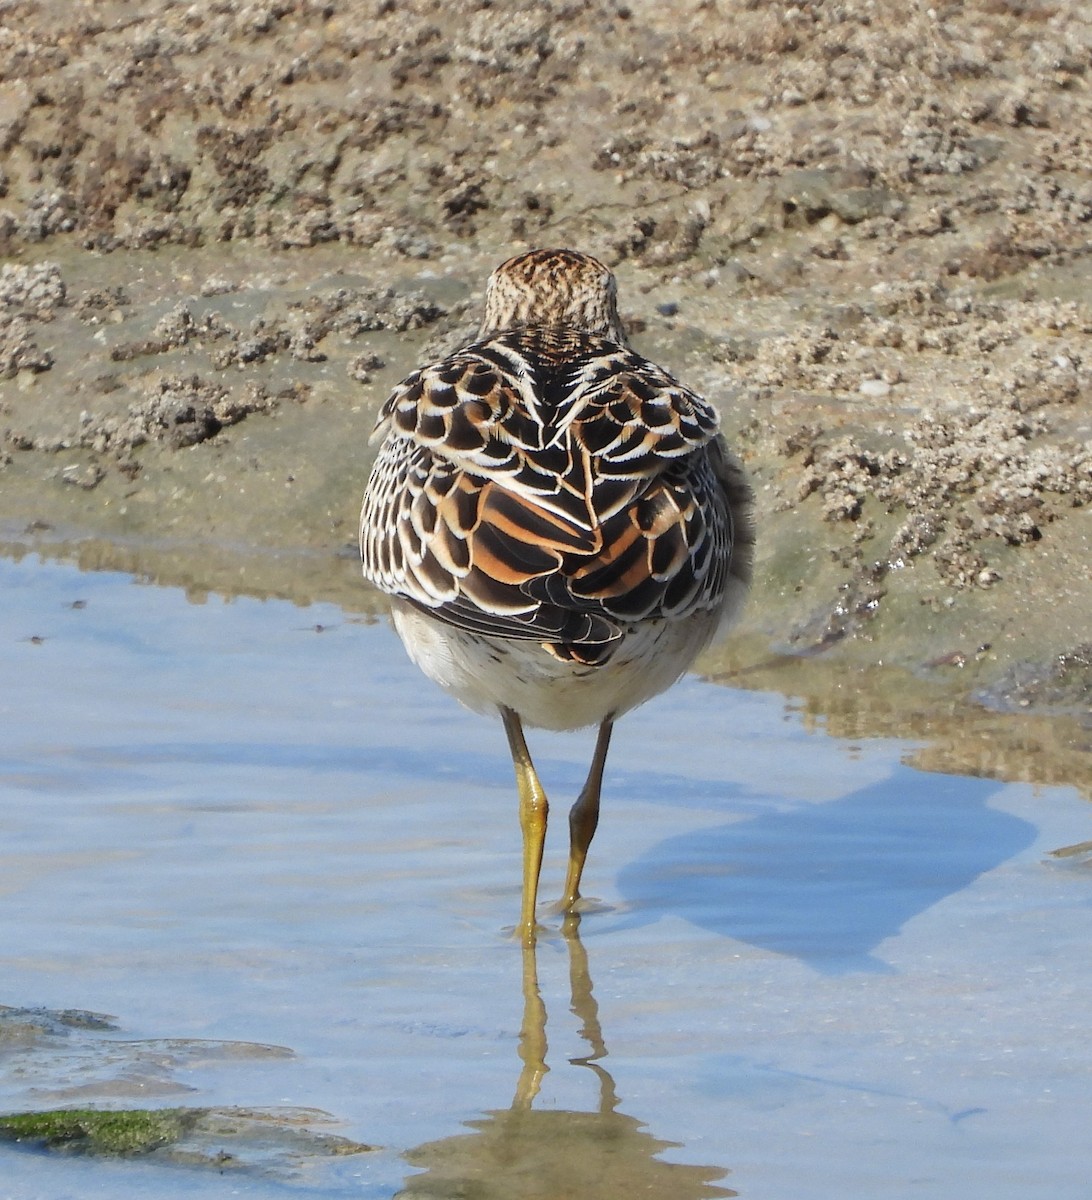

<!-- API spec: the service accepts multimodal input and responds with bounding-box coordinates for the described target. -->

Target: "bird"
[359,248,754,941]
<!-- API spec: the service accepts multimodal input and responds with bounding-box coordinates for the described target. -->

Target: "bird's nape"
[480,247,626,343]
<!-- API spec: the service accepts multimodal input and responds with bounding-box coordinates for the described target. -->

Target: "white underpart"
[390,576,746,732]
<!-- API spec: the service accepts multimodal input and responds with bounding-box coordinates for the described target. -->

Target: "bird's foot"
[503,918,549,945]
[547,894,611,917]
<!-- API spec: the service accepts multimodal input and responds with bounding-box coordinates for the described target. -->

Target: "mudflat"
[1,1,1089,748]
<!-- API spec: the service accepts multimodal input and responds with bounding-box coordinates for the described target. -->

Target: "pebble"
[859,378,892,397]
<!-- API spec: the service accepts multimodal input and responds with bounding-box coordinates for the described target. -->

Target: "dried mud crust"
[2,1,1091,264]
[0,0,1090,718]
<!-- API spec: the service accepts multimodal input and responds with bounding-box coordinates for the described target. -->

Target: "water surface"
[1,556,1089,1198]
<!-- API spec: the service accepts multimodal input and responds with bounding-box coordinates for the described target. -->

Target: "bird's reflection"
[397,918,734,1198]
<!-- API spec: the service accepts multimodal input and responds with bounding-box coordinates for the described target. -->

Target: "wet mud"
[0,1005,373,1175]
[1,4,1090,750]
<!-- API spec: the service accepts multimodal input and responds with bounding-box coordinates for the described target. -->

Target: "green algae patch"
[0,1107,195,1155]
[0,1106,376,1169]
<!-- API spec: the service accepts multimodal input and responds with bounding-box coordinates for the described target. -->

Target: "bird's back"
[360,324,753,666]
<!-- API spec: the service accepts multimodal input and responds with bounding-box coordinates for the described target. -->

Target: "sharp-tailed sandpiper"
[360,248,754,940]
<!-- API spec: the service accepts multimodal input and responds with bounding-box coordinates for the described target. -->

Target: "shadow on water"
[612,767,1037,973]
[397,919,734,1199]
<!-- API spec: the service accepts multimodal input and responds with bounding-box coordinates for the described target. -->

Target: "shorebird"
[360,248,753,941]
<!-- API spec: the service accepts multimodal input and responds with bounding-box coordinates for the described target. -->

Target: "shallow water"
[1,555,1089,1199]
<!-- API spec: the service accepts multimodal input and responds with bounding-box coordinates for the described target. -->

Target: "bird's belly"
[390,601,721,731]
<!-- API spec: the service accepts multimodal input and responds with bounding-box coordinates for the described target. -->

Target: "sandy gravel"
[1,0,1090,743]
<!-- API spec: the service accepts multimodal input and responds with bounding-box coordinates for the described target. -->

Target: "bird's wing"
[360,335,735,654]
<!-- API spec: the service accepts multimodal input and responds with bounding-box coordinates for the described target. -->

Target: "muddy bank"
[1,1,1090,742]
[0,1005,374,1172]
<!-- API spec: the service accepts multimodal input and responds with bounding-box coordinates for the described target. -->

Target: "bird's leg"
[559,717,614,912]
[501,706,549,943]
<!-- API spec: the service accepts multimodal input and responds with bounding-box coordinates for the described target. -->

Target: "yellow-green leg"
[559,717,614,912]
[501,706,549,943]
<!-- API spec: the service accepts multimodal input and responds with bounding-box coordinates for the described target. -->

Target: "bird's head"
[479,248,626,343]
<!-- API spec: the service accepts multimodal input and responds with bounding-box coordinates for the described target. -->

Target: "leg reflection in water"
[397,917,735,1199]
